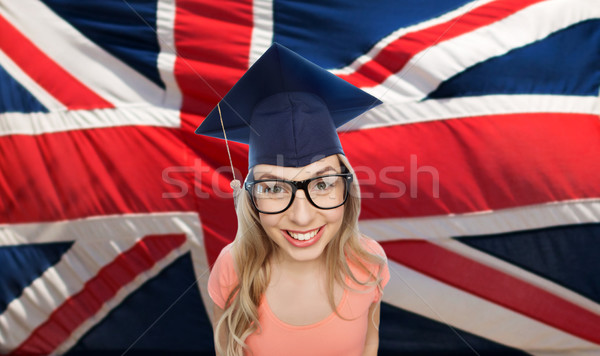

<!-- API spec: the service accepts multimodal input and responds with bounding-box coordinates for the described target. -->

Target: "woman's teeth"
[288,228,319,241]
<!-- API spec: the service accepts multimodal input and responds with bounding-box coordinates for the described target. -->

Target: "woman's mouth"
[287,228,319,241]
[282,226,324,247]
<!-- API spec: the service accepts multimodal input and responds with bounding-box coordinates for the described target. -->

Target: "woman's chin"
[275,238,330,264]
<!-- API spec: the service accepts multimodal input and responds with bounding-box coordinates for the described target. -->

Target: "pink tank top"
[208,238,390,356]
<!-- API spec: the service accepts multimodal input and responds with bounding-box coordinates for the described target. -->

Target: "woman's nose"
[287,190,315,226]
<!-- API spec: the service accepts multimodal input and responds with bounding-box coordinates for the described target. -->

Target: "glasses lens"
[252,180,293,213]
[307,176,347,209]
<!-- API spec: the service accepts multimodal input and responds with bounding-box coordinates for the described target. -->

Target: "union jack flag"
[0,0,599,355]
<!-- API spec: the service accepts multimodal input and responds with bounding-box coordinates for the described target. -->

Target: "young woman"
[197,43,390,356]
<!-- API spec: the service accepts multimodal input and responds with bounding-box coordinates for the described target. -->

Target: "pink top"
[208,238,390,356]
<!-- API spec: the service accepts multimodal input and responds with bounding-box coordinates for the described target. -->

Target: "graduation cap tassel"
[217,103,242,204]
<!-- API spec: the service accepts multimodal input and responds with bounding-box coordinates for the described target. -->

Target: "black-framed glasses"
[244,171,353,214]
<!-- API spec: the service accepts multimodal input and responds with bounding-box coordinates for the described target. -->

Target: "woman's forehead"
[253,155,341,180]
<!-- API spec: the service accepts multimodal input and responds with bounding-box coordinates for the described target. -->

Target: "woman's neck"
[272,250,326,277]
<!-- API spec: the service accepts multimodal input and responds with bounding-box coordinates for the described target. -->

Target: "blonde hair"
[214,154,386,356]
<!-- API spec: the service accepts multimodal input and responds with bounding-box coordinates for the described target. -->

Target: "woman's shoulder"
[345,235,390,302]
[357,235,387,259]
[216,242,235,259]
[345,235,388,274]
[358,235,391,291]
[208,242,239,308]
[212,242,238,276]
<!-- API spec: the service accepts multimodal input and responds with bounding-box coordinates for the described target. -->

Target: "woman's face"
[252,155,345,264]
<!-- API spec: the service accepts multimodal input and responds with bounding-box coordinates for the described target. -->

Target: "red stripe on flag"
[343,113,600,219]
[10,234,187,355]
[2,114,597,225]
[337,0,546,88]
[0,14,113,110]
[2,113,598,226]
[174,0,253,133]
[0,127,195,224]
[383,239,600,345]
[173,0,253,262]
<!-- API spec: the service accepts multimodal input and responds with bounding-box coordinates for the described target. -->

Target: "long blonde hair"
[214,154,386,356]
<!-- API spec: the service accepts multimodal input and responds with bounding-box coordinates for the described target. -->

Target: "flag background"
[1,0,599,354]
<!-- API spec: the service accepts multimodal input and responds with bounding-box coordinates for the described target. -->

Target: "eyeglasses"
[244,171,353,214]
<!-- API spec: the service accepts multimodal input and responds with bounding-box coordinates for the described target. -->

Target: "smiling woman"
[252,155,347,262]
[196,43,390,356]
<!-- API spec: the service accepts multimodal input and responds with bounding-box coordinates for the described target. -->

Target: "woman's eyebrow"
[313,166,337,176]
[254,165,338,180]
[254,172,281,180]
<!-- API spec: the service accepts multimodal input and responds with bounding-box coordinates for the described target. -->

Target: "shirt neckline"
[261,279,349,330]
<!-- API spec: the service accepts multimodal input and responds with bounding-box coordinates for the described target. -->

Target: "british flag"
[0,0,599,355]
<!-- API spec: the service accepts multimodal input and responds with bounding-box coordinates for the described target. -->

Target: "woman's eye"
[315,181,328,190]
[314,178,336,191]
[259,182,286,194]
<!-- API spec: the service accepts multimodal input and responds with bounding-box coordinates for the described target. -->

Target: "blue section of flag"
[379,302,530,355]
[0,242,73,314]
[429,20,600,98]
[458,223,600,304]
[41,0,165,89]
[0,65,48,113]
[66,253,214,354]
[273,0,471,69]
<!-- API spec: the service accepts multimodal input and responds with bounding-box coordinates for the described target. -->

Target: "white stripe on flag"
[359,199,600,240]
[249,0,275,67]
[0,212,204,244]
[340,94,600,130]
[156,0,182,110]
[0,106,180,136]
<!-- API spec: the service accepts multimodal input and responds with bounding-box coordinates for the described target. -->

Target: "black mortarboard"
[195,43,382,168]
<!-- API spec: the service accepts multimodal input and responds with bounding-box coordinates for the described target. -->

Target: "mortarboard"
[195,43,382,168]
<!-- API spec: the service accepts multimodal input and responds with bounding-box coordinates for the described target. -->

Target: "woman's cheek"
[259,214,282,239]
